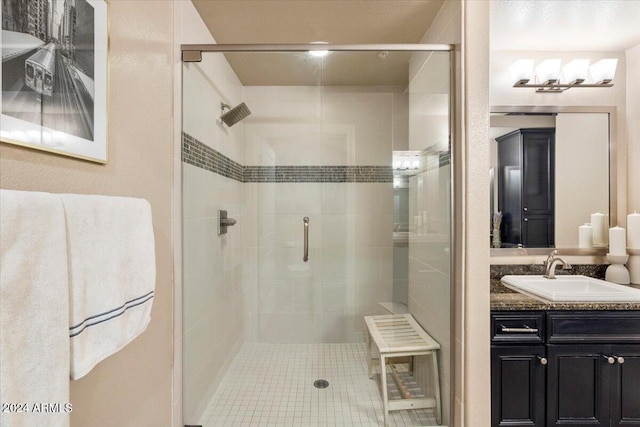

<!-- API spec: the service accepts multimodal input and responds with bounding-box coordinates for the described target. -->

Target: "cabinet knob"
[523,218,529,222]
[603,355,616,364]
[616,356,625,364]
[523,207,528,212]
[537,356,548,365]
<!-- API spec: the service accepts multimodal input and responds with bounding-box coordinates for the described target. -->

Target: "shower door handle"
[303,217,309,262]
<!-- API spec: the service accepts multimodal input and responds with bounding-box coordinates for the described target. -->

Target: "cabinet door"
[547,345,610,426]
[610,345,640,427]
[492,345,546,427]
[521,130,554,215]
[521,214,554,248]
[496,131,522,245]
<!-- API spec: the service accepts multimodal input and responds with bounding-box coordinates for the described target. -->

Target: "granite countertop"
[490,280,640,311]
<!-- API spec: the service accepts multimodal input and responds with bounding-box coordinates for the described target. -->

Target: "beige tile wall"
[242,85,403,343]
[177,2,246,424]
[406,47,454,425]
[244,181,394,343]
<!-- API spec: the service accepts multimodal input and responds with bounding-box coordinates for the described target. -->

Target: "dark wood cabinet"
[547,344,640,427]
[610,345,640,427]
[491,311,546,427]
[546,345,611,426]
[492,311,640,427]
[492,345,546,427]
[496,129,555,247]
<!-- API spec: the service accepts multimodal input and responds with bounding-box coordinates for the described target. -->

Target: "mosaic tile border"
[182,132,394,183]
[421,143,450,171]
[182,133,244,182]
[244,165,393,183]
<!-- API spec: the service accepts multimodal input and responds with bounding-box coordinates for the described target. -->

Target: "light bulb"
[535,59,561,84]
[590,59,617,84]
[562,59,589,84]
[510,59,534,84]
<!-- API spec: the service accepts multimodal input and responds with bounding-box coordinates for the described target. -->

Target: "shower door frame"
[181,43,454,62]
[179,43,457,426]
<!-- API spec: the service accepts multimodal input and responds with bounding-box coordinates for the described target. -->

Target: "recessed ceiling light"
[309,41,329,58]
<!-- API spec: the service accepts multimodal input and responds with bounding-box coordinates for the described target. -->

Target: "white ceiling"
[491,0,640,51]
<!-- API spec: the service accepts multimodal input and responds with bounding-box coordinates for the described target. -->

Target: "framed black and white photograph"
[1,0,108,163]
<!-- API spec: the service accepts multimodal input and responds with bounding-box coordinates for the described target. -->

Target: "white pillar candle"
[609,226,626,255]
[579,223,593,248]
[628,211,640,249]
[591,212,606,247]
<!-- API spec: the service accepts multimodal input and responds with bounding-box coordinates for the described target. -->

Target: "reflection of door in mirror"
[495,129,554,248]
[490,112,609,249]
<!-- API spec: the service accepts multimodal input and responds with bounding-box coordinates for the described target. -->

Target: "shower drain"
[313,379,329,389]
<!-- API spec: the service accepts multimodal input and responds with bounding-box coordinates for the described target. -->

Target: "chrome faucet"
[543,250,572,279]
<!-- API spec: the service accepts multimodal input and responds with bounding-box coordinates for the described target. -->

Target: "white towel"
[60,194,156,380]
[0,190,70,427]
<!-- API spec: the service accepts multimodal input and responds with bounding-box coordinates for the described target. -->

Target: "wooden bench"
[365,313,442,426]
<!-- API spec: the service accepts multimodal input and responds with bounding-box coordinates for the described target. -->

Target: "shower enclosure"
[181,45,453,426]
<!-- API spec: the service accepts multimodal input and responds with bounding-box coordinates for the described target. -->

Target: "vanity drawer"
[491,311,545,344]
[547,311,640,343]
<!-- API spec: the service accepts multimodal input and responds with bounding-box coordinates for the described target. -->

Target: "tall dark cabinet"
[496,128,555,248]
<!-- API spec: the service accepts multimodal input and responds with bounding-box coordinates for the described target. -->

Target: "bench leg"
[431,351,442,425]
[368,334,374,379]
[380,355,389,426]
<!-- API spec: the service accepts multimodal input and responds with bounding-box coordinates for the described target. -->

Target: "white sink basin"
[501,275,640,302]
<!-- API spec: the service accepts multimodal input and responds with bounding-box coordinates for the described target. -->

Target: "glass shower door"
[182,47,452,426]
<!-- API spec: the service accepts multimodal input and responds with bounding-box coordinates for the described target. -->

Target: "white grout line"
[200,343,438,426]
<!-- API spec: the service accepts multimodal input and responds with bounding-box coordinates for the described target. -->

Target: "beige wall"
[0,1,174,426]
[555,113,610,247]
[461,1,491,426]
[627,44,640,213]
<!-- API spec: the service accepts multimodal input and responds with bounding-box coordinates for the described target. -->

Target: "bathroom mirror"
[489,106,616,252]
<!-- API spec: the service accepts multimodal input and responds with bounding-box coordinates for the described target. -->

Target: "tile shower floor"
[200,343,439,426]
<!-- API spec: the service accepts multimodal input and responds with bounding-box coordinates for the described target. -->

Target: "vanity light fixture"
[512,58,617,93]
[393,151,422,173]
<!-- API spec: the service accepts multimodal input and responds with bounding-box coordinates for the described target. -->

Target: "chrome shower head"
[220,102,251,127]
